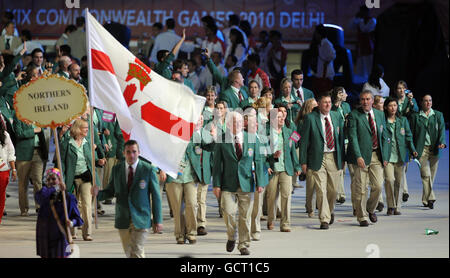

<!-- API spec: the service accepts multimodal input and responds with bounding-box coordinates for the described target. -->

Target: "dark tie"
[238,91,243,102]
[5,38,10,50]
[127,165,134,192]
[368,112,378,149]
[235,136,242,160]
[297,89,303,104]
[324,117,334,150]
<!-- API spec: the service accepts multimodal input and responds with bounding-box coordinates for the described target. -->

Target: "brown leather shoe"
[177,237,186,244]
[240,248,250,255]
[376,202,384,212]
[368,212,377,223]
[83,235,93,241]
[226,240,235,252]
[197,226,208,236]
[267,222,274,230]
[330,213,335,225]
[320,222,329,229]
[187,238,197,244]
[280,227,291,232]
[353,209,356,216]
[387,208,394,216]
[393,209,401,215]
[308,212,314,218]
[428,200,435,209]
[359,220,369,227]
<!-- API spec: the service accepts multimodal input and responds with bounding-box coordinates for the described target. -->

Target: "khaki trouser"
[74,178,93,237]
[348,163,356,209]
[292,148,300,186]
[309,152,341,224]
[221,188,253,250]
[251,187,265,240]
[305,170,316,213]
[118,221,148,258]
[17,149,44,213]
[266,171,292,229]
[419,146,439,205]
[165,181,197,240]
[352,151,384,223]
[401,162,409,194]
[196,182,208,228]
[102,157,117,189]
[338,142,349,200]
[384,162,404,210]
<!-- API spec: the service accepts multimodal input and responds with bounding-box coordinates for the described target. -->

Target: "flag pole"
[85,8,98,229]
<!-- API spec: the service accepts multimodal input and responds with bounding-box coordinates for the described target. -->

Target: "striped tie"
[368,112,378,149]
[325,117,334,150]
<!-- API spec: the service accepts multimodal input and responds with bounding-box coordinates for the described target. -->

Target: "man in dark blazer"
[347,90,389,227]
[94,140,162,258]
[300,93,345,229]
[213,111,265,256]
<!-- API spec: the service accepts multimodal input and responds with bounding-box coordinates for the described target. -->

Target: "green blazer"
[299,110,345,171]
[290,86,315,103]
[13,116,48,161]
[219,86,249,109]
[397,97,418,118]
[97,160,163,229]
[409,109,446,159]
[155,53,175,80]
[96,110,125,160]
[213,131,265,192]
[267,125,301,176]
[346,108,389,165]
[167,128,215,184]
[56,70,70,79]
[0,54,23,106]
[384,116,416,163]
[59,136,102,193]
[331,102,351,140]
[274,96,300,124]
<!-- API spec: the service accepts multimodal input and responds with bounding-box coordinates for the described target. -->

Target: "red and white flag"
[85,9,205,178]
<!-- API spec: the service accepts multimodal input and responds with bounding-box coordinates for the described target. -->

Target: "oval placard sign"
[13,74,88,129]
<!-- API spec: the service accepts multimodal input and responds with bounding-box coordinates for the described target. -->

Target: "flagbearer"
[166,116,216,244]
[347,90,389,227]
[213,112,265,256]
[409,95,446,209]
[93,140,162,258]
[300,93,345,229]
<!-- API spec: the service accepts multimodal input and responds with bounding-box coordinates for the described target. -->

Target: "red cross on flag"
[85,9,205,178]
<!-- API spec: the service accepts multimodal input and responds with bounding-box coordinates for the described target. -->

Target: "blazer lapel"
[330,113,340,146]
[131,161,144,192]
[314,113,324,140]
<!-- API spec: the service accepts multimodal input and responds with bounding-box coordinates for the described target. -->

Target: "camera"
[405,89,410,94]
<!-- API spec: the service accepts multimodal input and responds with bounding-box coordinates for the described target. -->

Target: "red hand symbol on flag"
[123,83,138,107]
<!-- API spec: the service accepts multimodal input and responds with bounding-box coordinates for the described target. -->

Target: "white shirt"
[362,78,390,98]
[320,113,335,152]
[230,85,242,101]
[365,109,378,150]
[231,132,244,154]
[293,87,304,104]
[0,131,15,171]
[315,38,336,79]
[125,159,139,184]
[149,30,197,64]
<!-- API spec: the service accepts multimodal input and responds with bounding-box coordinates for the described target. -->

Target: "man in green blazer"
[94,140,163,258]
[290,69,315,107]
[408,95,446,209]
[213,111,265,256]
[347,90,389,227]
[300,94,345,229]
[13,115,48,216]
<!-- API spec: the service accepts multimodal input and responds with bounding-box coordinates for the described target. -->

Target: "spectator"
[0,21,21,55]
[14,29,44,55]
[363,64,390,97]
[201,16,225,56]
[267,30,287,97]
[226,28,248,67]
[247,53,271,90]
[141,22,163,60]
[222,14,248,58]
[1,12,18,37]
[257,31,272,77]
[240,20,257,54]
[55,24,77,48]
[67,16,86,61]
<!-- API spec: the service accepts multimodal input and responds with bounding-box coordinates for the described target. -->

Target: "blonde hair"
[295,98,317,125]
[252,97,268,109]
[70,118,88,139]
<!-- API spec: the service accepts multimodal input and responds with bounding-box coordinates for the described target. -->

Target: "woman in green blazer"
[274,78,300,125]
[383,97,417,215]
[60,118,105,241]
[266,109,301,232]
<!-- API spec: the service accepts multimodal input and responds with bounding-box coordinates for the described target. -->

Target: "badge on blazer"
[248,148,254,157]
[139,180,146,189]
[387,138,391,144]
[336,126,340,134]
[195,146,202,155]
[379,125,383,133]
[400,128,405,135]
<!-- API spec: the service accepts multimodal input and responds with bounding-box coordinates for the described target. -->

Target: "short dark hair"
[60,44,71,56]
[383,97,400,117]
[173,59,187,71]
[21,29,32,41]
[3,11,14,21]
[317,92,332,102]
[269,30,282,40]
[166,18,175,29]
[157,50,170,62]
[31,48,44,58]
[65,24,77,34]
[153,22,163,30]
[75,16,85,27]
[124,140,139,150]
[228,14,240,26]
[291,69,303,79]
[247,53,260,66]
